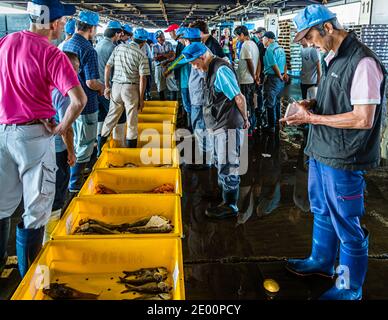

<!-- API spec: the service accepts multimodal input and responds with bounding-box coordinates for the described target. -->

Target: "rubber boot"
[43,209,62,245]
[0,217,11,273]
[159,91,166,101]
[286,214,339,277]
[16,223,44,278]
[125,139,137,148]
[205,188,239,219]
[69,162,86,193]
[112,123,126,148]
[320,229,369,300]
[97,135,108,157]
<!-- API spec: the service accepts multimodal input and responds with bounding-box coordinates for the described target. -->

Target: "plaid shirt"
[62,34,100,114]
[152,41,174,66]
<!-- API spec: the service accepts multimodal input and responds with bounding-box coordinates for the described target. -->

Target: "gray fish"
[121,281,171,294]
[43,283,99,300]
[133,293,172,300]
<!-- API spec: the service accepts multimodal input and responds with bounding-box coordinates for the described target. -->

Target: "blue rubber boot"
[205,188,239,219]
[16,223,44,278]
[320,229,369,300]
[286,214,338,277]
[69,162,86,193]
[0,217,11,272]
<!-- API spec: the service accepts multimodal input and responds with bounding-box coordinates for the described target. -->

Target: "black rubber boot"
[16,222,44,278]
[159,91,166,101]
[97,135,108,157]
[125,139,138,148]
[205,188,239,219]
[0,218,11,273]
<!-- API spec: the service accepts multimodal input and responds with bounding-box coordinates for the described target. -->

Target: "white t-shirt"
[237,40,260,84]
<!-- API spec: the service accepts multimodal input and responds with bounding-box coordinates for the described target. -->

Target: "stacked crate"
[278,19,302,77]
[350,24,388,71]
[12,101,185,300]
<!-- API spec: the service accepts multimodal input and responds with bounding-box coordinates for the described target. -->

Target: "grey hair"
[311,18,343,36]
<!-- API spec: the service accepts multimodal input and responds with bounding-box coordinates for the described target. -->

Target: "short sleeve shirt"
[215,66,241,101]
[95,37,116,85]
[238,40,260,84]
[264,42,287,76]
[107,42,150,84]
[152,41,174,66]
[52,88,71,153]
[0,31,80,124]
[63,33,100,114]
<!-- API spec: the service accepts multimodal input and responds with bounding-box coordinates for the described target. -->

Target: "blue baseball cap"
[64,18,76,35]
[78,11,100,27]
[178,42,208,65]
[107,20,122,30]
[28,0,76,22]
[122,24,133,34]
[155,30,164,39]
[293,4,337,43]
[176,27,186,39]
[182,28,201,40]
[134,28,149,41]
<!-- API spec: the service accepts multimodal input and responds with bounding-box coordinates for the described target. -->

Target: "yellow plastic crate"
[138,123,175,135]
[144,101,178,108]
[105,134,176,150]
[51,195,182,239]
[11,238,185,300]
[138,114,177,124]
[79,168,182,197]
[94,148,180,170]
[142,107,177,115]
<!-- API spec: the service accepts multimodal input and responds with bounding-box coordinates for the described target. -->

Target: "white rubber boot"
[43,209,62,244]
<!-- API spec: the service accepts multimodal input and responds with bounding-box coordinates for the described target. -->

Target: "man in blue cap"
[179,42,250,219]
[118,24,133,45]
[0,0,87,277]
[58,18,75,50]
[99,28,150,150]
[262,31,288,134]
[282,4,387,300]
[95,21,126,155]
[63,11,105,195]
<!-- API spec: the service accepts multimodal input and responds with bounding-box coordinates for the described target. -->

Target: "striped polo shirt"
[107,42,150,84]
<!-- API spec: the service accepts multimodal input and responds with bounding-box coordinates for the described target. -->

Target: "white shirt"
[237,40,260,84]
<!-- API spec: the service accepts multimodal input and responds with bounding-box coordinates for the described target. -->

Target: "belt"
[1,119,44,126]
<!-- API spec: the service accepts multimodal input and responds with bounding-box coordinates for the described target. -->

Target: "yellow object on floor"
[144,101,178,108]
[79,168,182,197]
[51,195,182,240]
[11,238,185,300]
[142,107,177,115]
[94,148,180,170]
[138,113,177,124]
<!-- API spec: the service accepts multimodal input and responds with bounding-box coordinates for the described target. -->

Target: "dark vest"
[204,58,244,130]
[305,32,387,171]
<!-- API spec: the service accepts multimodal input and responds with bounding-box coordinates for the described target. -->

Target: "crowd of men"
[0,0,386,301]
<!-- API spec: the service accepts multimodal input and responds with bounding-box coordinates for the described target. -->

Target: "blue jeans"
[308,158,366,244]
[263,75,285,129]
[53,150,69,211]
[213,129,244,192]
[98,96,126,124]
[191,105,213,164]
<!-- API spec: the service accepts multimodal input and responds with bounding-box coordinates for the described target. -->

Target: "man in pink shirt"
[0,0,86,277]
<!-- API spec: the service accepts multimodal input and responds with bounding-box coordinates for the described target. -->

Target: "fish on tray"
[119,267,168,285]
[93,183,175,195]
[108,162,138,168]
[133,293,172,300]
[95,184,118,194]
[121,281,171,294]
[43,283,99,300]
[73,216,173,235]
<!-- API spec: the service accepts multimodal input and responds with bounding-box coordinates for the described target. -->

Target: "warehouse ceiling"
[2,0,338,28]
